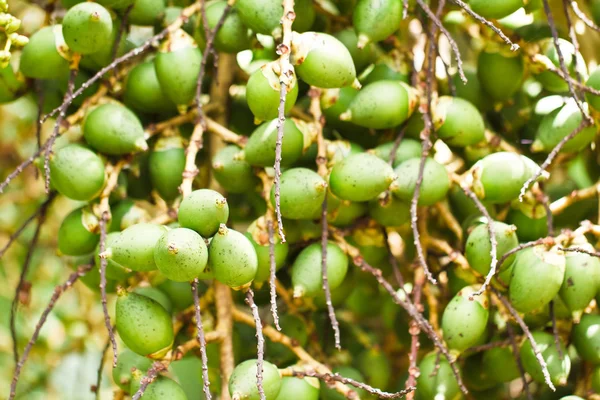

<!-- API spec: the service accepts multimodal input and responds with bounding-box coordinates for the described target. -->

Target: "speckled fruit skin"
[482,346,521,383]
[83,103,147,155]
[130,376,187,400]
[178,189,229,238]
[433,96,485,147]
[20,26,69,80]
[572,314,600,364]
[246,62,298,121]
[128,0,165,26]
[392,157,450,206]
[229,359,282,400]
[124,61,175,114]
[291,242,348,297]
[368,196,410,227]
[442,286,489,353]
[110,223,168,272]
[236,0,315,35]
[154,228,208,282]
[49,144,106,201]
[559,243,600,312]
[509,245,565,313]
[62,3,113,54]
[95,232,131,281]
[112,349,152,391]
[478,49,525,101]
[329,153,396,202]
[371,139,422,167]
[353,0,401,47]
[244,119,304,167]
[95,0,135,10]
[465,222,519,278]
[115,289,174,358]
[149,136,186,202]
[200,1,250,53]
[209,225,258,289]
[57,207,99,256]
[134,287,173,313]
[270,168,327,220]
[520,331,571,386]
[416,352,462,400]
[212,145,258,193]
[275,376,319,400]
[468,0,523,19]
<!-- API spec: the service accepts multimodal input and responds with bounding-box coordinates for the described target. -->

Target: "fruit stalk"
[131,361,168,400]
[192,278,212,400]
[506,322,532,400]
[245,289,266,400]
[267,219,281,330]
[215,281,235,400]
[404,268,424,399]
[570,1,600,32]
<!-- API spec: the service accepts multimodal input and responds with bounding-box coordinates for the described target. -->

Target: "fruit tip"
[292,285,305,298]
[116,286,127,297]
[356,33,370,50]
[339,110,352,121]
[530,139,544,153]
[351,78,362,90]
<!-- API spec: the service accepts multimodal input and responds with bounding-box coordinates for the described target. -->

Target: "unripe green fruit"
[353,0,401,47]
[482,346,521,383]
[115,289,174,358]
[586,67,600,111]
[320,87,370,142]
[357,348,391,390]
[392,157,450,206]
[58,207,99,256]
[154,228,208,282]
[371,139,422,168]
[270,168,327,220]
[327,199,367,227]
[341,81,417,129]
[291,242,348,298]
[124,61,174,114]
[465,221,519,279]
[507,203,548,242]
[330,153,396,202]
[0,63,24,104]
[275,376,319,400]
[467,0,523,19]
[134,286,173,314]
[478,48,525,101]
[109,223,168,272]
[83,103,147,155]
[368,195,410,227]
[433,96,485,147]
[130,374,187,400]
[572,314,600,364]
[154,30,202,106]
[533,100,596,153]
[442,285,489,353]
[20,26,70,80]
[334,28,375,72]
[416,352,462,400]
[246,61,299,122]
[244,119,304,167]
[112,349,152,391]
[129,0,165,26]
[267,314,308,364]
[212,145,258,193]
[110,200,151,232]
[62,3,112,55]
[535,38,588,93]
[592,365,600,393]
[320,366,367,400]
[86,21,133,68]
[520,331,571,386]
[49,144,106,201]
[96,0,134,10]
[229,359,282,400]
[559,243,600,312]
[96,232,132,281]
[291,32,357,88]
[246,219,289,283]
[509,245,565,313]
[449,66,484,110]
[178,189,229,238]
[199,1,250,53]
[462,354,497,392]
[236,0,315,35]
[209,224,258,289]
[149,136,185,202]
[158,280,194,311]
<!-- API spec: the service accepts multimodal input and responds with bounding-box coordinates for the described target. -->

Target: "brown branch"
[559,246,600,258]
[550,183,600,215]
[215,281,235,400]
[405,269,424,400]
[131,362,168,400]
[267,219,281,330]
[192,278,212,400]
[245,289,266,400]
[507,322,532,400]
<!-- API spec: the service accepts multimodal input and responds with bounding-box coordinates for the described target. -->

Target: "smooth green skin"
[465,222,519,278]
[213,145,258,193]
[267,314,308,364]
[83,103,146,155]
[393,158,450,206]
[134,287,173,313]
[154,228,208,282]
[586,68,600,111]
[112,349,152,391]
[149,138,185,202]
[236,0,314,35]
[471,152,533,204]
[521,331,571,386]
[124,61,175,114]
[346,80,413,129]
[209,226,258,288]
[362,63,410,86]
[158,280,194,311]
[477,50,525,101]
[468,0,523,19]
[291,242,348,297]
[244,119,304,167]
[559,246,600,312]
[371,139,422,168]
[357,348,391,390]
[536,39,587,93]
[433,96,485,147]
[320,87,369,138]
[442,287,489,353]
[246,230,289,283]
[368,196,410,227]
[275,377,319,400]
[328,200,367,227]
[353,0,402,45]
[201,1,250,53]
[20,26,70,80]
[269,168,327,220]
[130,376,187,400]
[110,200,150,232]
[50,144,106,201]
[58,207,99,256]
[229,359,282,400]
[321,366,367,400]
[178,189,229,238]
[334,29,375,72]
[509,246,566,314]
[294,32,357,89]
[62,3,113,54]
[116,290,174,358]
[416,352,462,400]
[534,101,596,153]
[95,232,132,281]
[129,0,165,26]
[96,0,134,10]
[246,65,298,121]
[155,46,202,106]
[451,66,484,110]
[462,354,497,392]
[592,365,600,393]
[330,153,395,202]
[482,346,521,383]
[0,64,24,104]
[507,207,548,242]
[110,223,168,272]
[86,21,133,68]
[572,314,600,364]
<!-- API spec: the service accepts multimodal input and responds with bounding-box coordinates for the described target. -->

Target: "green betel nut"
[154,227,209,282]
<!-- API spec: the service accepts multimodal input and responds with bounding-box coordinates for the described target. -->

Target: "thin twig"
[267,219,280,331]
[507,323,532,400]
[561,0,582,85]
[245,289,265,400]
[559,247,600,257]
[549,300,564,360]
[570,1,600,33]
[321,195,341,349]
[192,278,212,400]
[94,328,114,400]
[383,229,405,289]
[110,5,133,78]
[388,127,406,167]
[405,269,424,399]
[131,362,168,400]
[98,212,118,367]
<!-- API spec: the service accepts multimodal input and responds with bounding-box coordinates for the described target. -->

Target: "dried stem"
[549,300,564,360]
[507,322,532,400]
[570,1,600,33]
[559,246,600,258]
[497,238,550,269]
[98,212,118,368]
[192,278,212,400]
[405,269,424,400]
[94,328,114,400]
[321,195,341,349]
[561,0,582,85]
[131,362,168,400]
[383,229,405,288]
[215,281,235,400]
[388,127,406,167]
[267,219,281,331]
[110,5,132,78]
[550,183,600,215]
[245,289,266,400]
